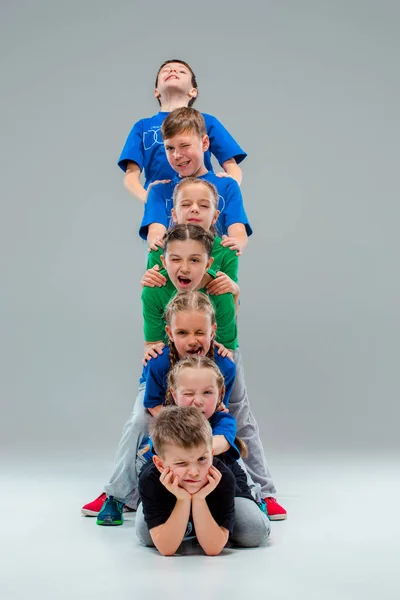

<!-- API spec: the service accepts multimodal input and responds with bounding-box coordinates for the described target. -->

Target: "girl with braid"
[82,290,236,524]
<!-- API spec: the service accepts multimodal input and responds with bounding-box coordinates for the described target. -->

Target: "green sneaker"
[96,496,124,526]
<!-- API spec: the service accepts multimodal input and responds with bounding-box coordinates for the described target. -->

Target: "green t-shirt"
[147,235,239,283]
[142,270,238,350]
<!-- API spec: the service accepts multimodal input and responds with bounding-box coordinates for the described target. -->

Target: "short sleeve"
[206,461,236,533]
[138,463,175,530]
[205,114,247,166]
[211,292,238,350]
[147,247,163,270]
[214,353,236,406]
[142,287,167,343]
[139,183,170,240]
[210,412,240,460]
[219,179,252,237]
[118,121,144,173]
[143,352,169,408]
[219,246,239,283]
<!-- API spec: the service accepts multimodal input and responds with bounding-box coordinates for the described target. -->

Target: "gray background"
[1,0,399,459]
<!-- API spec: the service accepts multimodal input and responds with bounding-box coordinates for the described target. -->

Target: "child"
[118,59,246,203]
[141,223,287,520]
[138,107,252,254]
[142,177,240,311]
[81,291,237,523]
[136,406,270,555]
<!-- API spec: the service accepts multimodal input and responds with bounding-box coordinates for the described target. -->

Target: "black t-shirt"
[138,456,255,538]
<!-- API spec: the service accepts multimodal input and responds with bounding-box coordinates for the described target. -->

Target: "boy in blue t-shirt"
[139,107,252,256]
[118,59,246,203]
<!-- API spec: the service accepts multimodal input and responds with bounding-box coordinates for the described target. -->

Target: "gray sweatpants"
[105,347,276,506]
[229,348,277,497]
[104,383,150,509]
[135,497,270,549]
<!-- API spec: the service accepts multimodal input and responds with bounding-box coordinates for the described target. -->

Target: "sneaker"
[257,498,269,518]
[96,496,124,526]
[264,497,287,521]
[81,492,107,516]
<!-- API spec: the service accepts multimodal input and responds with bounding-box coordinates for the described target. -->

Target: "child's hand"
[142,342,165,365]
[192,466,222,500]
[160,467,192,501]
[206,272,239,297]
[215,172,233,180]
[147,237,165,252]
[220,235,242,256]
[217,402,229,413]
[146,179,171,193]
[213,341,234,362]
[141,265,167,288]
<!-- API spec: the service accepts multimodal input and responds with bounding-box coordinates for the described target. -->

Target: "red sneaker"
[264,497,287,520]
[81,492,107,516]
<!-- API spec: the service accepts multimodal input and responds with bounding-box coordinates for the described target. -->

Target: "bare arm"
[213,435,230,455]
[191,496,229,556]
[148,405,163,418]
[221,158,243,185]
[227,223,248,253]
[191,465,229,555]
[123,162,147,203]
[147,223,167,251]
[150,497,192,556]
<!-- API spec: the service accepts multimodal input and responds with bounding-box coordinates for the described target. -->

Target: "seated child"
[118,59,246,203]
[136,406,270,555]
[139,107,252,254]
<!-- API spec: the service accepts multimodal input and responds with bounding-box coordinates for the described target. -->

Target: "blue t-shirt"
[139,172,253,240]
[140,346,236,409]
[118,112,247,188]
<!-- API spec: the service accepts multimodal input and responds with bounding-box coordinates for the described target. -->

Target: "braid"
[165,338,180,406]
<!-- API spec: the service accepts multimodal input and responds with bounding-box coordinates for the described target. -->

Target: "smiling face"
[154,442,213,494]
[155,62,197,104]
[171,366,221,420]
[161,239,213,292]
[166,310,216,359]
[172,182,219,231]
[163,132,209,178]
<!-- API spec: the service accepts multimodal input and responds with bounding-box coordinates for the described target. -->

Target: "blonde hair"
[164,292,216,371]
[165,355,225,407]
[172,177,219,211]
[150,406,212,458]
[165,355,248,459]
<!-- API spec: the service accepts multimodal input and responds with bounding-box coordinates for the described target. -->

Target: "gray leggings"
[229,349,277,497]
[105,348,277,506]
[104,383,150,508]
[135,497,270,549]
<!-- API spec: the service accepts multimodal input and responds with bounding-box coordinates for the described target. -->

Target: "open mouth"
[187,347,203,355]
[177,275,191,286]
[166,74,179,81]
[177,160,190,168]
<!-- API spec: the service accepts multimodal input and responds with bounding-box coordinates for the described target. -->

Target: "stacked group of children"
[82,59,287,556]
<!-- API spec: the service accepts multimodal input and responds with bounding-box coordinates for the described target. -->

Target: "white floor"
[1,451,399,600]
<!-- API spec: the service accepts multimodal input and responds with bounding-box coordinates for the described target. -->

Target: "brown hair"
[161,107,206,140]
[165,356,248,459]
[163,223,214,257]
[150,406,212,458]
[164,292,216,372]
[155,60,198,108]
